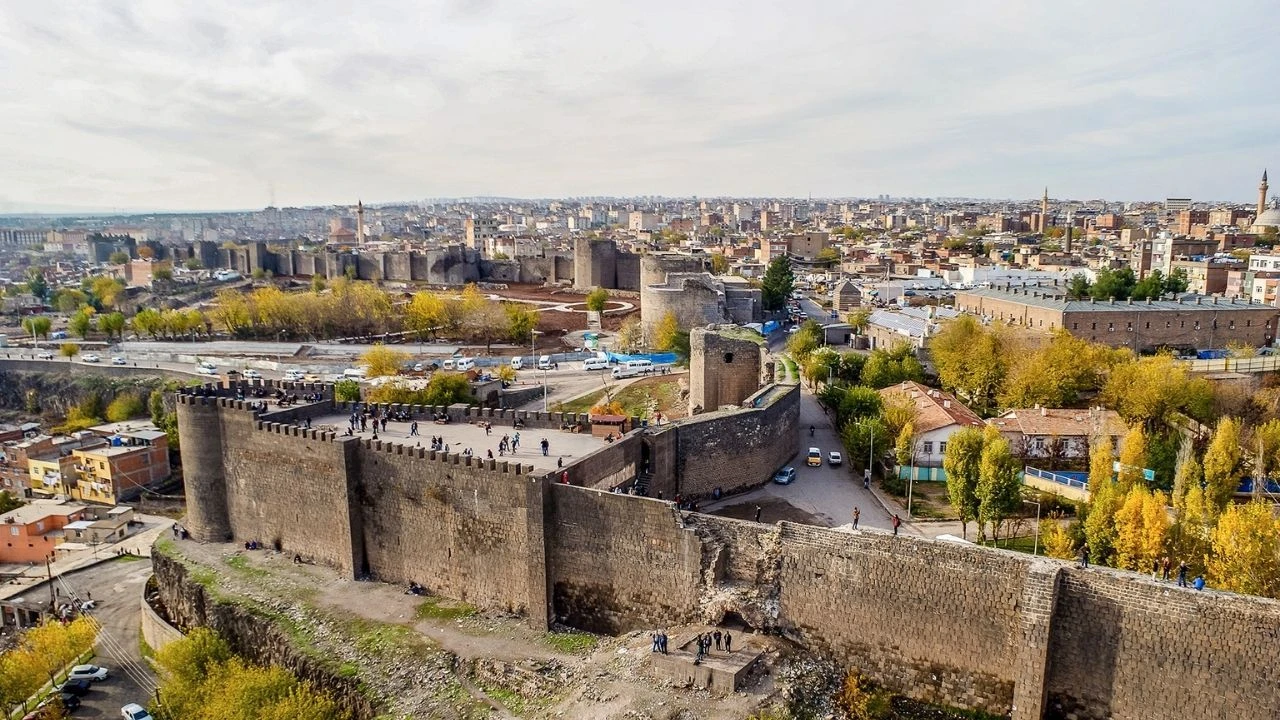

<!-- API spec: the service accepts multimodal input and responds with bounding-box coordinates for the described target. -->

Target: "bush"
[106,392,146,422]
[333,379,361,402]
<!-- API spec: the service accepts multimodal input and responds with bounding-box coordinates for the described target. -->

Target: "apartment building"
[71,428,169,505]
[0,501,88,564]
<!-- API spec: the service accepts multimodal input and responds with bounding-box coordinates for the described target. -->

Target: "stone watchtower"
[689,326,764,415]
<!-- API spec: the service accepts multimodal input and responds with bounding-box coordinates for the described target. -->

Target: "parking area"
[311,412,609,473]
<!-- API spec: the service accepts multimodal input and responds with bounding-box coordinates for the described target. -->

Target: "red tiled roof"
[878,381,984,434]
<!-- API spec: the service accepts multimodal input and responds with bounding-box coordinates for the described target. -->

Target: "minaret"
[1064,210,1073,255]
[1041,187,1049,232]
[1260,170,1269,219]
[356,200,366,245]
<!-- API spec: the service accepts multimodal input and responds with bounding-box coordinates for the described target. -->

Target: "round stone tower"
[175,395,232,542]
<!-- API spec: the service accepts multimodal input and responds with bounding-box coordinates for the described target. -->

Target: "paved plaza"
[310,411,607,472]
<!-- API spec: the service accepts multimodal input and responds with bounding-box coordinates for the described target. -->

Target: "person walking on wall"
[852,506,860,530]
[541,438,549,456]
[1079,547,1089,569]
[713,630,722,651]
[754,505,762,522]
[1177,561,1189,587]
[1162,556,1171,580]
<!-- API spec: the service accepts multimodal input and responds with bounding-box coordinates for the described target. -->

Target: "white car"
[195,365,217,376]
[121,703,153,720]
[828,451,843,467]
[80,354,100,363]
[242,369,262,379]
[36,351,54,360]
[412,363,425,372]
[111,356,127,366]
[67,664,108,682]
[283,370,305,381]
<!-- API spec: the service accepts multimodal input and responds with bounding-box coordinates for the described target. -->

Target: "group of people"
[692,629,733,663]
[1077,551,1207,591]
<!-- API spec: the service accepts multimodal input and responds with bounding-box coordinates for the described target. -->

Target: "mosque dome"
[1256,205,1280,229]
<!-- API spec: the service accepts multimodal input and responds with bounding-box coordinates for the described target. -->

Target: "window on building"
[1108,322,1115,332]
[1213,319,1218,329]
[9,527,17,536]
[1073,323,1078,330]
[939,442,947,454]
[1230,320,1235,329]
[1181,321,1185,328]
[1127,322,1133,331]
[1091,322,1097,330]
[922,441,934,454]
[1195,321,1201,330]
[1145,322,1151,329]
[1166,321,1172,328]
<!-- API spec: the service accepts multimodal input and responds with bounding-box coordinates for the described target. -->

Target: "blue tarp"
[604,352,678,365]
[762,320,780,334]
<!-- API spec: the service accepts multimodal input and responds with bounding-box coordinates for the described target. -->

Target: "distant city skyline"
[2,0,1278,212]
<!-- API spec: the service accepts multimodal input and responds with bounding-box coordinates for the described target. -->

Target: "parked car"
[283,370,305,381]
[111,356,127,365]
[80,354,100,363]
[57,679,91,696]
[67,664,109,682]
[36,351,54,360]
[242,369,262,379]
[121,703,153,720]
[510,356,524,370]
[195,365,217,375]
[806,447,822,467]
[773,467,797,485]
[412,363,425,372]
[828,451,843,467]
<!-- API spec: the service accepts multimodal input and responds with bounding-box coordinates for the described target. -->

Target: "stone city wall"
[170,387,1280,720]
[674,384,800,498]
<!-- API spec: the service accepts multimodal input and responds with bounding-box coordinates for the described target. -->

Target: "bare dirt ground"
[164,537,781,720]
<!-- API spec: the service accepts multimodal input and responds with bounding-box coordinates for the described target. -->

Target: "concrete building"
[1169,258,1241,296]
[465,216,499,251]
[0,500,89,564]
[879,381,984,474]
[954,285,1280,351]
[832,279,863,312]
[988,406,1126,462]
[71,427,170,504]
[628,211,661,232]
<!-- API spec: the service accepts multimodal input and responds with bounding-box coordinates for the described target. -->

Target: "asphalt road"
[12,557,158,719]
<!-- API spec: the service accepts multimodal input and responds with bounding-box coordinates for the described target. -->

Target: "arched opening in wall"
[724,352,734,363]
[641,440,653,475]
[272,536,283,553]
[720,610,755,633]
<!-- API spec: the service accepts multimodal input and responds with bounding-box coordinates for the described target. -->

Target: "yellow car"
[806,447,822,467]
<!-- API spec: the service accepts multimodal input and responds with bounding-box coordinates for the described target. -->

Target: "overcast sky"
[1,1,1278,211]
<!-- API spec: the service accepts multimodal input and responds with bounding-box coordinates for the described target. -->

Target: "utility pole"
[46,555,55,608]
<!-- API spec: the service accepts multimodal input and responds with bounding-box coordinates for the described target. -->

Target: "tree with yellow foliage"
[653,311,682,352]
[0,617,97,713]
[359,343,409,378]
[1115,426,1147,493]
[1208,501,1280,598]
[404,291,452,341]
[1038,512,1078,560]
[1083,437,1118,565]
[1202,417,1244,515]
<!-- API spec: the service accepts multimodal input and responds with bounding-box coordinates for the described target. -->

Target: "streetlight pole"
[542,368,548,412]
[1024,499,1041,556]
[906,444,915,518]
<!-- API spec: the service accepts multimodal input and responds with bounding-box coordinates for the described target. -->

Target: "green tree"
[1130,269,1167,301]
[21,315,51,340]
[784,320,823,362]
[1164,267,1190,294]
[89,276,126,308]
[846,307,871,335]
[976,425,1022,541]
[894,421,917,469]
[760,256,795,312]
[185,257,203,270]
[1207,501,1280,598]
[1083,438,1118,565]
[68,309,95,339]
[815,247,841,265]
[1202,417,1244,515]
[108,250,131,265]
[333,379,361,402]
[841,416,889,476]
[149,389,167,426]
[52,288,87,312]
[405,291,451,341]
[616,317,642,352]
[99,311,126,341]
[860,343,924,390]
[59,342,79,360]
[132,308,164,338]
[503,303,539,343]
[105,393,145,422]
[999,331,1121,409]
[708,253,730,275]
[585,287,609,312]
[942,427,985,539]
[24,267,49,300]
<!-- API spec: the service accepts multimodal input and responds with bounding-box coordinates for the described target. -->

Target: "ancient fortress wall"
[674,384,800,497]
[173,387,1280,720]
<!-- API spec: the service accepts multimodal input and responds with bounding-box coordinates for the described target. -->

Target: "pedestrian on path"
[754,505,762,522]
[724,631,732,653]
[541,438,549,456]
[1177,561,1189,587]
[1079,547,1090,569]
[852,507,860,530]
[891,514,901,536]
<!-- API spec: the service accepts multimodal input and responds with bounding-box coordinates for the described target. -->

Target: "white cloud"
[0,0,1277,210]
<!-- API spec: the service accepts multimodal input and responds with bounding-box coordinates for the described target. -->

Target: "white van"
[582,357,609,371]
[283,370,305,381]
[610,359,654,379]
[537,355,553,370]
[442,358,456,370]
[342,367,368,379]
[456,358,476,372]
[511,357,524,370]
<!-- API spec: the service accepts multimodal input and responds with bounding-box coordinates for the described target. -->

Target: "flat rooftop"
[957,286,1279,313]
[1,499,87,526]
[309,411,609,472]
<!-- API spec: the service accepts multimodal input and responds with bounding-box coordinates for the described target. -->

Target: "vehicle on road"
[303,373,321,382]
[537,355,553,370]
[582,357,609,371]
[283,370,305,381]
[68,664,108,682]
[81,354,100,363]
[773,466,797,485]
[828,451,843,466]
[455,358,476,372]
[36,351,54,360]
[198,360,217,370]
[111,356,127,365]
[610,359,654,379]
[195,365,217,376]
[342,367,368,379]
[57,679,91,696]
[806,447,822,467]
[242,369,262,379]
[511,357,524,370]
[412,363,425,372]
[121,703,154,720]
